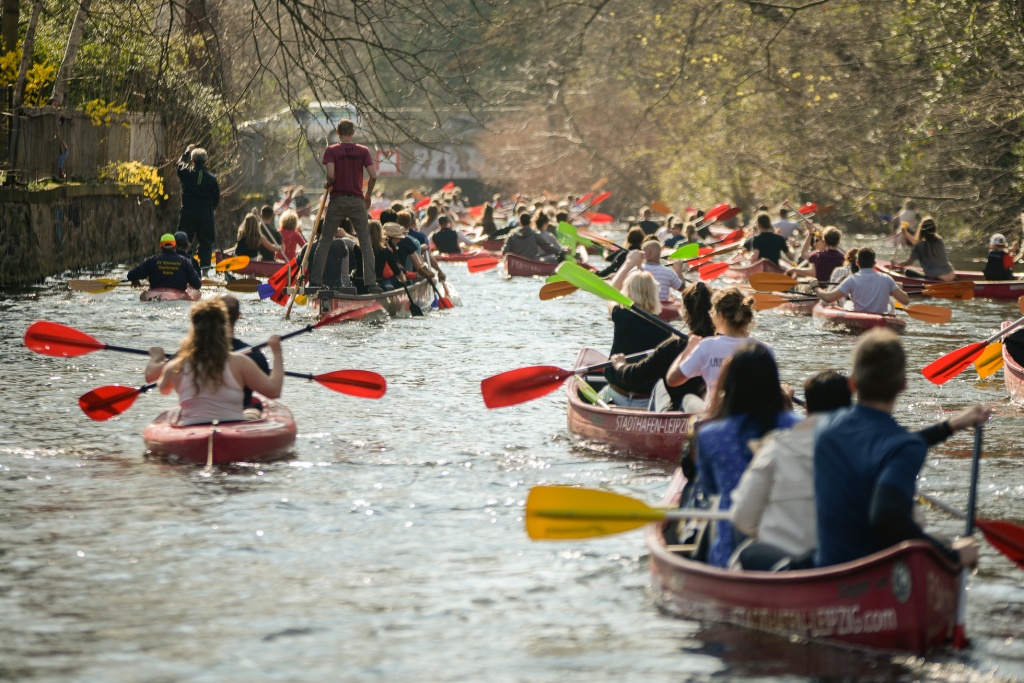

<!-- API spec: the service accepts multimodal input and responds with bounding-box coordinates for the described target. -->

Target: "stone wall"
[0,184,162,287]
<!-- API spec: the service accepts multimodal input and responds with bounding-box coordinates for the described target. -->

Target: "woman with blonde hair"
[144,299,284,425]
[667,287,772,407]
[278,209,306,261]
[598,256,672,407]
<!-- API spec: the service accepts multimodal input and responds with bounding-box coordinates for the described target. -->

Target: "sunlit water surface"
[1,233,1022,682]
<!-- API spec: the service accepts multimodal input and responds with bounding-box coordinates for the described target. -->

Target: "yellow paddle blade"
[752,292,789,311]
[901,303,953,324]
[295,294,308,306]
[68,278,121,293]
[539,280,579,301]
[748,272,800,292]
[974,342,1004,379]
[526,486,668,540]
[215,255,251,272]
[651,200,673,215]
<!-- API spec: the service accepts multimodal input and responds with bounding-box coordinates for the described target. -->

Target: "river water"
[1,233,1022,682]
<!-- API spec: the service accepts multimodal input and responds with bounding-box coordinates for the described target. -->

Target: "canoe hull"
[215,251,285,278]
[877,261,1024,301]
[433,249,500,263]
[139,288,201,302]
[646,470,960,654]
[1002,321,1024,403]
[143,400,297,464]
[725,259,786,282]
[503,253,559,277]
[309,279,454,320]
[565,348,694,462]
[812,303,906,334]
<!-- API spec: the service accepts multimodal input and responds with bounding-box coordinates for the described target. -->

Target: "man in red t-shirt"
[309,119,379,293]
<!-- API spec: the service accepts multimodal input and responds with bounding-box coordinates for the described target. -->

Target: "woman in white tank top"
[145,299,285,425]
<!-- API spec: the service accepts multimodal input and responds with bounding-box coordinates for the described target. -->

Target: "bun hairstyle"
[711,287,755,332]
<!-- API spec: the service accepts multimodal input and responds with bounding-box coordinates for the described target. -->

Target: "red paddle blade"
[718,228,745,245]
[714,207,741,223]
[704,203,730,221]
[698,246,714,256]
[589,191,612,207]
[481,365,574,409]
[437,297,455,309]
[467,257,500,273]
[586,212,614,224]
[698,261,730,281]
[921,342,986,385]
[313,370,387,399]
[440,181,455,192]
[78,385,144,421]
[315,303,385,327]
[25,321,106,357]
[798,202,819,215]
[978,519,1024,568]
[414,197,431,211]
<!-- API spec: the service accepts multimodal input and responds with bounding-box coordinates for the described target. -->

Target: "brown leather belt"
[609,383,650,399]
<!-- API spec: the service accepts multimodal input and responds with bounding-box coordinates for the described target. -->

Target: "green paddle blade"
[575,377,604,405]
[668,242,700,260]
[557,221,595,247]
[555,262,633,308]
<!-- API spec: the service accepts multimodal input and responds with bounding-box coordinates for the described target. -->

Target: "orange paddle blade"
[748,273,800,292]
[901,303,952,324]
[651,200,673,215]
[539,280,579,301]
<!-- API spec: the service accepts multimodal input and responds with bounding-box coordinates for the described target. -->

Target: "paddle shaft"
[285,190,329,318]
[953,427,982,649]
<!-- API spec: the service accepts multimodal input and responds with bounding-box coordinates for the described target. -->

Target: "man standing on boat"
[813,330,980,568]
[177,145,220,269]
[310,119,380,294]
[813,247,909,314]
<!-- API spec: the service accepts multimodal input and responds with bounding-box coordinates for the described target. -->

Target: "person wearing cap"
[983,233,1015,281]
[894,216,955,281]
[127,233,203,292]
[384,221,441,286]
[430,215,473,254]
[176,144,220,269]
[349,220,404,291]
[174,231,202,281]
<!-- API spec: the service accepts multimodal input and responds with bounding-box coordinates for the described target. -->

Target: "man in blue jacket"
[128,234,203,292]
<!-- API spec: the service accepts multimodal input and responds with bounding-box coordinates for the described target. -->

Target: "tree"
[50,0,91,106]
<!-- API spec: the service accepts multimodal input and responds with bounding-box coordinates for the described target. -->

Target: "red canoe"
[724,258,786,282]
[1003,321,1024,403]
[565,348,695,462]
[433,249,500,263]
[215,251,285,279]
[876,261,1024,301]
[139,288,201,302]
[812,302,907,334]
[143,400,297,464]
[646,469,961,654]
[503,253,560,277]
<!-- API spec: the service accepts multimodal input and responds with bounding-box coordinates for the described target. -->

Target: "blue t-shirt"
[696,411,800,567]
[813,405,927,567]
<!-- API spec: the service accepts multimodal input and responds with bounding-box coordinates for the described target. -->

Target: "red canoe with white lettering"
[503,253,560,277]
[565,348,695,462]
[646,469,962,654]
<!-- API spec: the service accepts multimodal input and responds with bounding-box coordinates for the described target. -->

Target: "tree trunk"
[13,0,42,107]
[49,0,92,106]
[1,0,19,55]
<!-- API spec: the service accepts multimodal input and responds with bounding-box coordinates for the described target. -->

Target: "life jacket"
[983,250,1014,281]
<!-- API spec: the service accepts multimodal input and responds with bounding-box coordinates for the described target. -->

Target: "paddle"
[666,242,701,261]
[748,273,974,300]
[555,262,685,340]
[467,256,501,273]
[892,301,953,324]
[525,485,730,540]
[752,293,818,311]
[481,350,653,409]
[651,200,673,215]
[974,343,1004,379]
[923,307,1024,384]
[426,277,454,309]
[25,305,376,362]
[919,492,1024,570]
[696,260,731,281]
[400,279,425,317]
[208,255,252,272]
[538,280,579,301]
[79,368,387,421]
[284,189,329,319]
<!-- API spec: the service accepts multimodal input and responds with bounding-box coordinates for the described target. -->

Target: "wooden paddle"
[922,298,1024,384]
[78,368,388,421]
[539,280,579,301]
[752,293,818,311]
[919,491,1024,571]
[481,350,653,409]
[748,273,974,300]
[650,200,673,215]
[525,485,730,540]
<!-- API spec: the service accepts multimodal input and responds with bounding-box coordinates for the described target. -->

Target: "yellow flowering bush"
[0,47,57,106]
[85,98,128,126]
[100,161,169,205]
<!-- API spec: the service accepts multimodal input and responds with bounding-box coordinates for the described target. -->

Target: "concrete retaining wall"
[0,184,163,287]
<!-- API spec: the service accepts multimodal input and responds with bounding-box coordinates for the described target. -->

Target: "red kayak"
[139,288,201,302]
[1003,321,1024,403]
[877,260,1024,301]
[812,302,907,334]
[565,349,695,462]
[647,469,961,654]
[143,400,297,464]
